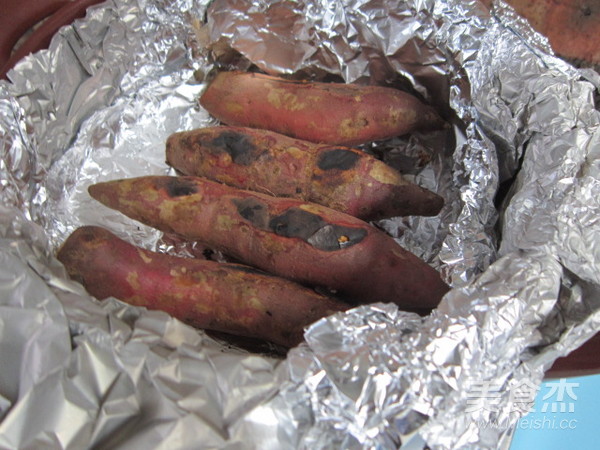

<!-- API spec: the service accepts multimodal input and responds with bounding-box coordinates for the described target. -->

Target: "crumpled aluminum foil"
[0,0,599,448]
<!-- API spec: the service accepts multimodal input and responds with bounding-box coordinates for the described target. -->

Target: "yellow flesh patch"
[118,181,133,196]
[216,214,236,231]
[387,107,417,127]
[267,89,306,111]
[141,189,159,203]
[137,249,153,264]
[338,116,367,140]
[298,203,328,215]
[158,201,179,223]
[369,162,406,185]
[225,102,244,114]
[126,271,141,290]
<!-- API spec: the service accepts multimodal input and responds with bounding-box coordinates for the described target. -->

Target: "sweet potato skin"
[57,226,348,348]
[481,0,600,66]
[199,71,446,146]
[88,176,450,308]
[166,126,444,220]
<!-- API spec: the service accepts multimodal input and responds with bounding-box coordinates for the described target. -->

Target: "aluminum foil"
[1,0,599,448]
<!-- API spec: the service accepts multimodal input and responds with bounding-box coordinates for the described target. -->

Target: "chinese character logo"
[509,379,539,414]
[466,381,504,413]
[541,378,579,413]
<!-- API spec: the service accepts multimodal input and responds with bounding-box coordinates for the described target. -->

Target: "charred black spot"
[234,199,367,251]
[233,198,269,228]
[317,148,360,171]
[268,208,324,240]
[202,248,216,260]
[307,224,367,251]
[212,131,258,165]
[268,207,367,251]
[79,228,97,242]
[165,178,198,197]
[182,135,196,150]
[266,310,273,316]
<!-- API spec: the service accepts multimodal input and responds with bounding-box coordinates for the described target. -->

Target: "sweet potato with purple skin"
[57,226,348,348]
[88,176,450,308]
[166,126,444,221]
[199,71,446,146]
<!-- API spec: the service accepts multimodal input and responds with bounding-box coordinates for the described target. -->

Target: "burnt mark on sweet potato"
[269,209,323,240]
[317,148,360,171]
[164,178,198,197]
[268,207,366,251]
[306,225,367,251]
[212,131,258,165]
[233,198,269,229]
[234,199,367,251]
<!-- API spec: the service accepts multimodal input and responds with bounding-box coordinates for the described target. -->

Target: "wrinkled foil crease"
[0,0,598,449]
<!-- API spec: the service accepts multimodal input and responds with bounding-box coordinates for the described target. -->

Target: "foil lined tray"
[0,0,599,448]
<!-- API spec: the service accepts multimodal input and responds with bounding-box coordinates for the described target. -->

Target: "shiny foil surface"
[0,0,599,448]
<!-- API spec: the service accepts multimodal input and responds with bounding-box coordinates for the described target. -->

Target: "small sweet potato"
[57,226,349,348]
[199,71,446,146]
[88,176,450,309]
[166,126,444,220]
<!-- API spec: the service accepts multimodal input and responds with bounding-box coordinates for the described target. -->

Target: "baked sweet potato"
[199,71,446,146]
[481,0,600,67]
[57,226,349,348]
[166,126,444,220]
[88,176,450,308]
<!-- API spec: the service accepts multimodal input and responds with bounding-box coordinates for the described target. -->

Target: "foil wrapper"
[1,0,599,448]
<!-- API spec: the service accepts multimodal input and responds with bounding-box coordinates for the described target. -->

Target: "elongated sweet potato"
[199,71,446,146]
[88,176,450,308]
[166,126,444,220]
[57,226,349,348]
